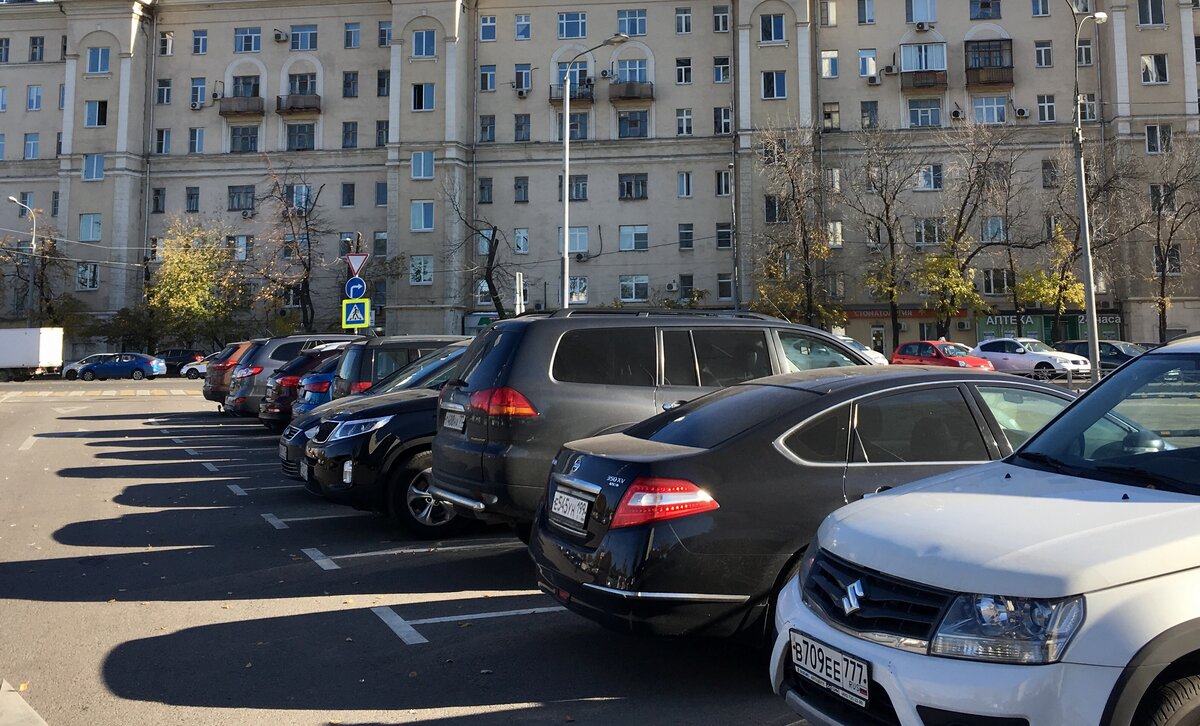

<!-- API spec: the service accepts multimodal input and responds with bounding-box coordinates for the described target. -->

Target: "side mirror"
[1124,430,1165,454]
[1015,347,1027,354]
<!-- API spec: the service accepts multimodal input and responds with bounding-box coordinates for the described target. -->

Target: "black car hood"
[323,388,440,421]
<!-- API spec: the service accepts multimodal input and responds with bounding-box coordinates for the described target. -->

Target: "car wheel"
[513,522,532,544]
[389,451,463,539]
[263,420,286,434]
[1034,362,1055,380]
[186,369,200,379]
[131,369,145,380]
[1142,674,1200,725]
[65,370,78,381]
[80,370,96,381]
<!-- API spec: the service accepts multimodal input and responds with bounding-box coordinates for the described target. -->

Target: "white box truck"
[0,328,65,381]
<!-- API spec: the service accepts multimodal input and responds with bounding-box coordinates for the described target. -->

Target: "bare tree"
[443,179,521,319]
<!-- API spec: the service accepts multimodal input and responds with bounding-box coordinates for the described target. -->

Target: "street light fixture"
[562,32,628,309]
[1068,4,1107,383]
[7,195,38,327]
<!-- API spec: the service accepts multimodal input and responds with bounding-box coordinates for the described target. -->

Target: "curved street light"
[562,33,628,309]
[7,195,38,327]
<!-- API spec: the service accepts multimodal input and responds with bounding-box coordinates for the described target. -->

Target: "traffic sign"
[342,298,371,329]
[345,253,369,277]
[344,276,366,299]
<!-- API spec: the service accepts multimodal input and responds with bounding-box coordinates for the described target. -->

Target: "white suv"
[771,336,1200,725]
[972,337,1091,378]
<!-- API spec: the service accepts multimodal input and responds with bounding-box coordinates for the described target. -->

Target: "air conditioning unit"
[241,209,255,219]
[915,21,928,30]
[294,207,307,217]
[599,68,611,79]
[867,75,881,85]
[951,109,964,120]
[1015,107,1030,118]
[273,29,288,43]
[957,320,972,331]
[899,322,909,332]
[666,281,679,292]
[883,65,897,75]
[190,101,203,110]
[516,88,529,99]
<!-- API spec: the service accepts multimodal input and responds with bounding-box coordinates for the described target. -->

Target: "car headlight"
[303,425,320,439]
[957,360,968,367]
[328,415,393,441]
[931,594,1084,664]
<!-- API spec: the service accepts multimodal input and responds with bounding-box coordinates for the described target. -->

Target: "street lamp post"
[562,33,628,309]
[7,195,38,327]
[1069,6,1107,383]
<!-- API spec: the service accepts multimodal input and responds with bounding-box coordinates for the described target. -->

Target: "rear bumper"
[429,439,551,524]
[202,384,227,403]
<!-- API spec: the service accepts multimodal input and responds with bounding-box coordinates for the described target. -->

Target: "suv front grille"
[283,425,301,441]
[803,550,953,643]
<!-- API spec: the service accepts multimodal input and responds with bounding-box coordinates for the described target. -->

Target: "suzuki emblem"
[842,580,864,616]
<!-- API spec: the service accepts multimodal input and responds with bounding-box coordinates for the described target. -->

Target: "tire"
[80,370,96,382]
[65,370,78,381]
[1034,362,1055,380]
[131,369,145,380]
[1143,674,1200,726]
[186,369,200,379]
[388,450,463,538]
[513,522,533,544]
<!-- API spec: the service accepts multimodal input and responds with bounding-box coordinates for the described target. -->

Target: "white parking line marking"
[202,462,220,472]
[241,484,305,491]
[136,390,151,397]
[214,462,282,469]
[184,448,199,456]
[407,606,566,626]
[102,390,116,396]
[171,389,187,395]
[68,390,85,397]
[371,606,429,644]
[226,484,248,496]
[261,513,289,530]
[278,512,372,523]
[330,539,524,561]
[18,436,36,451]
[147,418,161,424]
[302,547,341,571]
[172,438,186,444]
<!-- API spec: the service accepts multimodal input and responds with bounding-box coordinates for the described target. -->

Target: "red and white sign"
[345,253,369,277]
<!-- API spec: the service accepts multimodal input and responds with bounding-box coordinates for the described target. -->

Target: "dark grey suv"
[224,333,360,416]
[429,310,872,532]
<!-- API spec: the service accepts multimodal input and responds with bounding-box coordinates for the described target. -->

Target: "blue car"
[291,356,342,417]
[78,353,167,381]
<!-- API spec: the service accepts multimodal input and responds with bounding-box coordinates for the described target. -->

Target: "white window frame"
[859,0,876,23]
[677,171,693,197]
[820,51,839,78]
[514,228,529,254]
[86,47,110,74]
[859,49,877,77]
[82,153,104,181]
[676,108,693,136]
[713,5,730,32]
[760,14,785,42]
[409,255,434,285]
[1032,0,1049,16]
[1035,41,1053,67]
[1037,94,1056,122]
[973,95,1007,124]
[1141,54,1169,84]
[617,9,648,36]
[676,58,692,84]
[827,221,844,247]
[908,98,942,127]
[410,200,434,231]
[569,276,589,304]
[561,226,589,253]
[1077,38,1093,66]
[411,151,434,179]
[762,70,787,98]
[558,12,587,39]
[515,15,531,40]
[480,15,497,41]
[412,30,436,58]
[76,263,99,291]
[906,0,937,22]
[79,213,102,242]
[1138,0,1166,26]
[916,163,943,190]
[1147,124,1172,154]
[676,7,692,33]
[619,224,649,251]
[619,274,650,302]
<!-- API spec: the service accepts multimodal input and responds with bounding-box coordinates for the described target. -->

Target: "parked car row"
[60,353,168,380]
[889,338,1151,380]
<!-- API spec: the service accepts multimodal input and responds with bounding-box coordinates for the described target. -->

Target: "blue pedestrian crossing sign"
[342,298,371,329]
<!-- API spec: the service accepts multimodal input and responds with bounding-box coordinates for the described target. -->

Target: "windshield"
[1020,340,1055,353]
[372,345,466,393]
[937,343,973,357]
[1114,342,1146,356]
[839,337,869,353]
[1016,352,1200,492]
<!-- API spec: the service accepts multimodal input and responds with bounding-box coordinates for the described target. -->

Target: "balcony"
[609,81,654,102]
[965,65,1014,87]
[965,40,1014,88]
[218,96,264,117]
[276,94,322,114]
[549,84,594,104]
[900,70,948,91]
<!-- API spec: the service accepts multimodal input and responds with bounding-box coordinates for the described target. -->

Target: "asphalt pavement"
[0,378,798,726]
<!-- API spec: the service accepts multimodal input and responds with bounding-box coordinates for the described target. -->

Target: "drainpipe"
[140,7,157,305]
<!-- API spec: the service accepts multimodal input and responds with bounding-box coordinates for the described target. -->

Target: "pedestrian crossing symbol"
[342,298,371,329]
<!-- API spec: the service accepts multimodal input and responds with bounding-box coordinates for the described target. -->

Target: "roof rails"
[547,308,782,321]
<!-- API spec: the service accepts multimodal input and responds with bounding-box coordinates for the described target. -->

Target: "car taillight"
[610,477,719,529]
[350,381,373,393]
[278,376,301,388]
[304,380,331,393]
[193,355,204,361]
[468,387,538,417]
[232,366,263,379]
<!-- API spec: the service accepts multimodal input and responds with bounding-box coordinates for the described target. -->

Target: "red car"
[892,340,995,370]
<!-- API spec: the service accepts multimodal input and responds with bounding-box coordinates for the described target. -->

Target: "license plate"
[300,458,309,481]
[443,411,466,431]
[279,443,290,462]
[550,489,589,527]
[791,630,870,708]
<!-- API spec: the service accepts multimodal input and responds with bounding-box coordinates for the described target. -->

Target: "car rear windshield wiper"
[1013,451,1077,475]
[1091,464,1194,494]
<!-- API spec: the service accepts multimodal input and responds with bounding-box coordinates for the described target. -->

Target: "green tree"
[145,216,243,346]
[912,242,989,333]
[1014,228,1084,338]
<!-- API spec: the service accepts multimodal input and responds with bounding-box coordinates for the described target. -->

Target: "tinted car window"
[626,384,812,449]
[778,331,857,372]
[898,344,917,356]
[976,386,1071,449]
[980,341,1003,353]
[663,330,700,386]
[552,328,655,387]
[312,356,341,374]
[853,386,988,463]
[336,344,363,380]
[694,329,772,386]
[276,352,327,376]
[784,404,851,463]
[271,341,306,361]
[376,346,464,392]
[459,328,522,390]
[373,348,419,381]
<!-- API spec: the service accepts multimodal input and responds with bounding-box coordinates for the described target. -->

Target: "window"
[820,0,838,24]
[1147,124,1172,154]
[412,151,434,179]
[189,78,206,106]
[158,30,174,56]
[1151,184,1176,212]
[375,181,388,206]
[29,36,44,62]
[409,255,433,285]
[1079,93,1097,121]
[480,15,497,41]
[343,71,359,98]
[1139,0,1165,26]
[55,132,61,156]
[558,12,587,39]
[678,171,692,198]
[676,58,692,84]
[859,49,877,76]
[560,174,588,200]
[765,196,788,224]
[516,15,531,39]
[914,217,944,246]
[760,14,785,42]
[716,222,732,248]
[376,120,389,146]
[376,70,390,96]
[232,75,259,97]
[971,0,1000,19]
[826,167,842,192]
[909,98,941,126]
[901,42,947,70]
[677,7,692,33]
[50,191,58,218]
[713,5,730,31]
[411,200,434,231]
[185,186,200,213]
[1154,244,1182,275]
[905,0,937,22]
[79,214,102,242]
[413,30,435,57]
[676,108,693,135]
[712,57,732,86]
[514,176,529,202]
[514,113,530,141]
[26,85,41,111]
[716,169,732,196]
[568,277,589,304]
[714,106,732,134]
[1141,54,1169,84]
[822,102,841,130]
[228,185,255,211]
[982,216,1006,242]
[286,123,315,151]
[716,273,734,300]
[516,64,532,90]
[479,115,496,142]
[154,128,171,154]
[618,110,649,138]
[234,27,261,53]
[1037,94,1056,122]
[478,177,493,204]
[1077,38,1093,66]
[1032,0,1049,15]
[151,188,166,213]
[620,275,650,302]
[763,70,789,100]
[156,79,172,105]
[973,95,1007,124]
[819,51,838,78]
[84,100,108,127]
[1035,40,1052,67]
[916,163,943,190]
[226,235,253,262]
[83,153,104,181]
[14,192,31,217]
[560,226,589,254]
[0,38,7,63]
[76,263,99,291]
[373,231,388,258]
[86,47,110,74]
[344,22,360,49]
[826,221,844,248]
[861,101,879,128]
[379,21,393,46]
[678,223,694,249]
[617,58,648,83]
[854,387,988,463]
[230,126,258,153]
[859,0,875,23]
[514,228,529,254]
[1042,159,1058,187]
[618,9,648,35]
[981,269,1013,295]
[285,184,312,209]
[341,183,355,207]
[480,65,496,92]
[412,83,434,111]
[620,173,649,200]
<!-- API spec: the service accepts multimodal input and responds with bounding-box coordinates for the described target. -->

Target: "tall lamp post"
[7,195,38,327]
[1069,6,1107,383]
[562,33,628,309]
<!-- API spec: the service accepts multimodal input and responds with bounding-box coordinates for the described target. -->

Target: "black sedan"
[530,367,1075,638]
